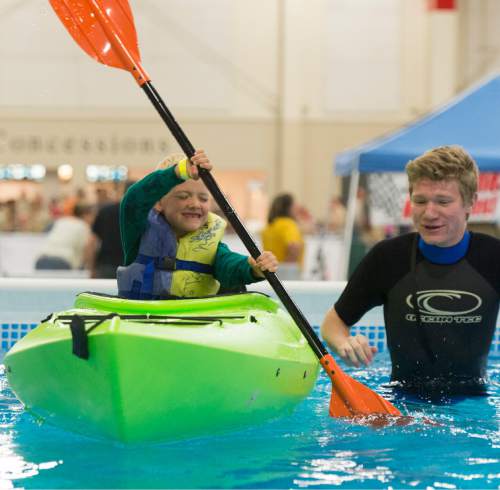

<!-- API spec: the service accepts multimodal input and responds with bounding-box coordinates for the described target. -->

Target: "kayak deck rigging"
[5,292,320,442]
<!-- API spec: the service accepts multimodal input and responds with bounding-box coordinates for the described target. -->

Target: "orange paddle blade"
[49,0,149,84]
[320,354,401,417]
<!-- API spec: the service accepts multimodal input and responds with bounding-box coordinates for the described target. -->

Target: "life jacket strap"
[136,253,214,274]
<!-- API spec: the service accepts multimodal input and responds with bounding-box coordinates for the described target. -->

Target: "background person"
[88,181,136,279]
[262,193,304,280]
[118,150,278,299]
[35,203,95,270]
[321,145,499,396]
[327,196,347,233]
[61,187,86,217]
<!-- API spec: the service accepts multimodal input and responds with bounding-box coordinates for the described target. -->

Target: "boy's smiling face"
[158,179,211,237]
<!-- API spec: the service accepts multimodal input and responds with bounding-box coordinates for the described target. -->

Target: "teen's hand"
[334,334,377,367]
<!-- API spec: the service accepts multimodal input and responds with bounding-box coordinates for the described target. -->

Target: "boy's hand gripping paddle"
[49,0,401,419]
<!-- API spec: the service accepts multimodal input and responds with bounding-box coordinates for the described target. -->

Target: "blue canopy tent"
[334,74,500,279]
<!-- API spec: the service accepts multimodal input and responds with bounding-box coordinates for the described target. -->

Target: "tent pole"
[341,169,360,280]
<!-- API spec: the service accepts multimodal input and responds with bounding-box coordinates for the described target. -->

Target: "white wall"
[458,0,500,88]
[0,1,415,115]
[0,0,498,220]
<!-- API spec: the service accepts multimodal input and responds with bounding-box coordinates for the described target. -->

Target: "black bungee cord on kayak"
[57,313,247,360]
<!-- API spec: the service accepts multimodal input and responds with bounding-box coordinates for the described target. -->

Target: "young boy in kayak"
[117,149,278,299]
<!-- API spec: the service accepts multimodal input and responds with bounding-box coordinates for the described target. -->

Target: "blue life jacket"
[117,209,225,299]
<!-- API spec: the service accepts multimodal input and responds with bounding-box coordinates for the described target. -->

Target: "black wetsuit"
[335,232,500,393]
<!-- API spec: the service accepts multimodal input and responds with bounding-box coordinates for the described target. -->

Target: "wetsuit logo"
[405,290,482,324]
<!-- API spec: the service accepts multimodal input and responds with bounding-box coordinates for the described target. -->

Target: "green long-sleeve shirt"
[120,166,261,290]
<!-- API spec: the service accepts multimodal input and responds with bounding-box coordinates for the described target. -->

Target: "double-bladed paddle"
[48,0,401,419]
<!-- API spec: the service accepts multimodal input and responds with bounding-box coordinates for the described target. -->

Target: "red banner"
[368,173,500,226]
[427,0,456,10]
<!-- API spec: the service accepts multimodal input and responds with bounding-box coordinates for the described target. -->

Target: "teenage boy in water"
[321,146,500,395]
[118,149,278,299]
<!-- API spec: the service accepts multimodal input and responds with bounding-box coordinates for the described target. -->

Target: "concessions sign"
[368,172,500,226]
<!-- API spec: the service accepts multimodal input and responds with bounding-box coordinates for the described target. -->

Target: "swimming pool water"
[1,353,498,489]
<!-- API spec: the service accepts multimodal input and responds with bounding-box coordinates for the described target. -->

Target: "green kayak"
[5,292,319,443]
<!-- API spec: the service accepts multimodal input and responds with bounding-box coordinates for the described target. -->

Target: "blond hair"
[155,152,186,171]
[406,145,478,206]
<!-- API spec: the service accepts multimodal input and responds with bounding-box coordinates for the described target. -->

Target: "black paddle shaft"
[142,81,328,360]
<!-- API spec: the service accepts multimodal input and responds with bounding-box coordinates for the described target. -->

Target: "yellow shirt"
[262,217,304,264]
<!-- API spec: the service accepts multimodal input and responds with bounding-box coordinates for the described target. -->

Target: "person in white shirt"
[35,203,95,270]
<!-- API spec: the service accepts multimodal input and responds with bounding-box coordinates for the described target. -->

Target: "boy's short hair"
[156,153,186,171]
[406,145,478,206]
